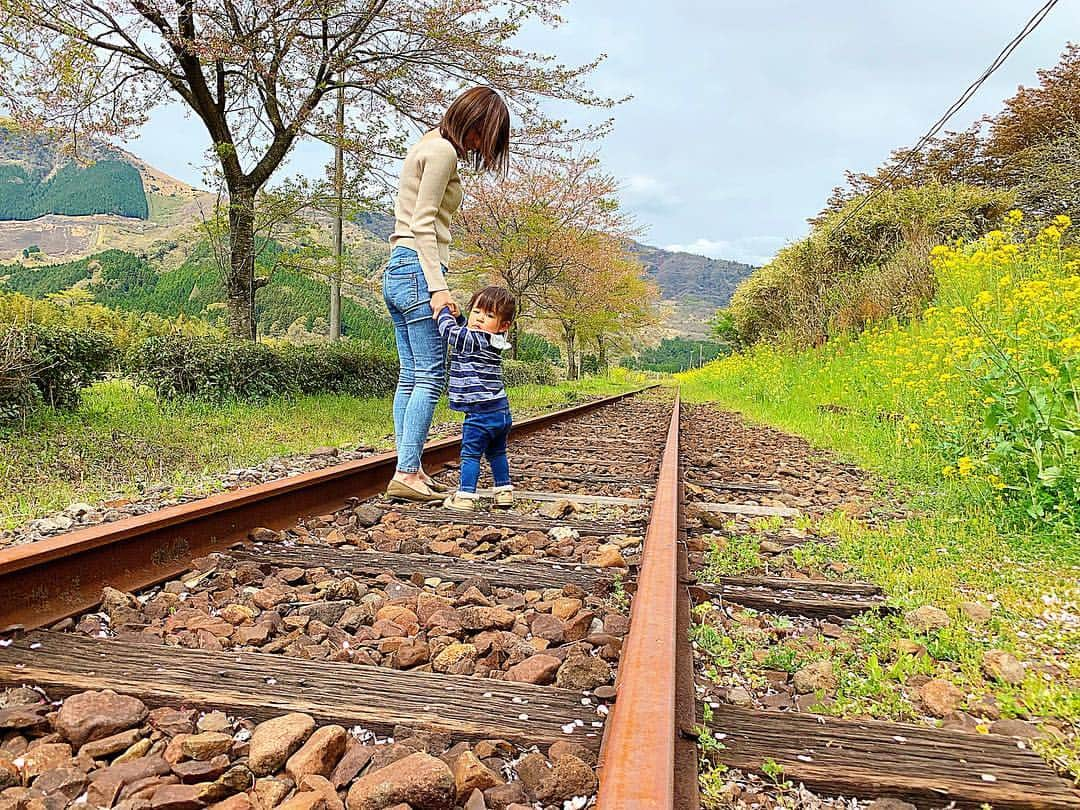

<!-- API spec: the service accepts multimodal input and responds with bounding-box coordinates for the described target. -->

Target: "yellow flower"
[987,474,1006,491]
[957,457,975,476]
[942,466,955,477]
[975,291,994,307]
[1053,214,1071,229]
[1042,362,1060,378]
[1005,209,1023,224]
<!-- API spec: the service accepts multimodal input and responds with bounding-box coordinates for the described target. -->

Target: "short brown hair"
[468,286,516,325]
[440,87,510,174]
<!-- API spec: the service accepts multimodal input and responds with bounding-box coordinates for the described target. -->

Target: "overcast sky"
[129,1,1080,266]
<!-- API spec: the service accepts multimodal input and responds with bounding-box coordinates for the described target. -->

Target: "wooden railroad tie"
[0,632,606,750]
[683,475,783,494]
[399,506,645,536]
[706,703,1080,809]
[230,545,617,591]
[692,501,802,519]
[691,576,885,619]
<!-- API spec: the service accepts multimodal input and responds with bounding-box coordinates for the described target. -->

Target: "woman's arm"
[411,139,457,294]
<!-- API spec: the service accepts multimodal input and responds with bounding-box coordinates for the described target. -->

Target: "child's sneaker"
[492,486,514,508]
[445,492,478,511]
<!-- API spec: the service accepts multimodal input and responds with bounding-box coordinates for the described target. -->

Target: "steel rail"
[0,386,656,630]
[596,391,680,810]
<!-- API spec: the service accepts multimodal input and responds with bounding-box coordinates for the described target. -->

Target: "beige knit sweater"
[389,128,463,293]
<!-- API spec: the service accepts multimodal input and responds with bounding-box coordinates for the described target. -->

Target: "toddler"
[436,285,516,510]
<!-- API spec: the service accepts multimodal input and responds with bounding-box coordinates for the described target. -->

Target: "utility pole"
[329,78,344,341]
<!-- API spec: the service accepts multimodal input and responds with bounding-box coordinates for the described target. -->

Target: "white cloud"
[620,174,682,214]
[663,235,786,266]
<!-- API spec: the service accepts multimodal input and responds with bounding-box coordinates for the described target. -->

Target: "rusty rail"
[596,391,680,810]
[0,386,655,630]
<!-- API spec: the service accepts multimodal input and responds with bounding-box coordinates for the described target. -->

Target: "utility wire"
[827,0,1060,239]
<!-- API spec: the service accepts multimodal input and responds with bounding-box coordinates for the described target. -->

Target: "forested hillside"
[0,160,148,220]
[0,247,392,342]
[629,241,754,306]
[0,123,149,220]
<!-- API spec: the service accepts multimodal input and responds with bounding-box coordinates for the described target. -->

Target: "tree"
[539,232,654,379]
[0,0,618,337]
[456,153,635,357]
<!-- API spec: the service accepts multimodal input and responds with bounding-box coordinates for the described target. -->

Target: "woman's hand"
[431,290,458,317]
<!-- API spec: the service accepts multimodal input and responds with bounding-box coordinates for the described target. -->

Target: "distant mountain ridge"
[628,240,754,311]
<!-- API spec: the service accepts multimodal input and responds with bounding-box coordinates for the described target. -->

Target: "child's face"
[468,305,510,334]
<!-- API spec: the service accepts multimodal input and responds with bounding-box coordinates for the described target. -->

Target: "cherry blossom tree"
[0,0,617,337]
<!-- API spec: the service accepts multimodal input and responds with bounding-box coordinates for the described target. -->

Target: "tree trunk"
[330,80,344,341]
[563,323,577,380]
[596,334,607,370]
[226,183,257,340]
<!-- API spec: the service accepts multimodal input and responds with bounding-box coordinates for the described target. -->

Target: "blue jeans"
[459,406,512,493]
[383,246,446,474]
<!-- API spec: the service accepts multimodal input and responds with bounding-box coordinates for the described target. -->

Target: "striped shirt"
[436,306,510,413]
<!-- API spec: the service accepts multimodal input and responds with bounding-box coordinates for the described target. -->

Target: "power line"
[827,0,1061,239]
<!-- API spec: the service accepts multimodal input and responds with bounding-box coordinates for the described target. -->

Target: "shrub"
[0,328,41,420]
[0,324,116,418]
[277,341,398,398]
[126,336,286,401]
[503,359,560,387]
[127,335,399,402]
[728,184,1016,347]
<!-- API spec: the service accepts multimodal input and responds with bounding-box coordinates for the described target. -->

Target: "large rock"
[505,655,561,686]
[432,643,478,675]
[534,755,597,804]
[555,655,611,691]
[793,661,836,695]
[959,602,992,624]
[459,606,516,631]
[906,605,950,632]
[982,649,1026,685]
[54,690,148,747]
[249,713,316,776]
[346,752,454,810]
[180,732,232,761]
[101,587,141,625]
[919,678,964,717]
[285,725,347,783]
[452,751,501,802]
[20,743,73,781]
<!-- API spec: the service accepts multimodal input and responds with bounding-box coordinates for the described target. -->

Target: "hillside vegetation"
[724,43,1080,350]
[0,160,148,220]
[0,247,392,343]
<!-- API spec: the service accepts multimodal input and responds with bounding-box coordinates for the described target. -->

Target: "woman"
[383,86,510,502]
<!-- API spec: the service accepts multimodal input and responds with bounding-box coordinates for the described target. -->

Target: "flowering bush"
[867,212,1079,521]
[681,212,1080,528]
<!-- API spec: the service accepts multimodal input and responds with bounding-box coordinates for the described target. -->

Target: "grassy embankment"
[0,371,647,529]
[679,217,1080,778]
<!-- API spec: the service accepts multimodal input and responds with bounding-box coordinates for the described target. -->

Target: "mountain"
[628,241,755,337]
[0,122,149,220]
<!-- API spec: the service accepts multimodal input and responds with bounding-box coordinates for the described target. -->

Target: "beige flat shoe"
[444,493,478,512]
[424,477,450,493]
[385,479,444,503]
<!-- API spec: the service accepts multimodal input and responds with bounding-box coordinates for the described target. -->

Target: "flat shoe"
[424,478,450,493]
[385,479,444,503]
[444,494,478,512]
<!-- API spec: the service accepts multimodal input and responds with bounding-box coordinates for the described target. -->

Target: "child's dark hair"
[468,286,516,325]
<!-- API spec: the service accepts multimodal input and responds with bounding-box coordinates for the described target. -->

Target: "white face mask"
[490,333,512,350]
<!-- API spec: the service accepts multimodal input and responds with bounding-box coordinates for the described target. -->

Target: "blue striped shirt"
[436,307,510,413]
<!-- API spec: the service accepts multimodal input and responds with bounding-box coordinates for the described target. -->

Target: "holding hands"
[431,290,458,318]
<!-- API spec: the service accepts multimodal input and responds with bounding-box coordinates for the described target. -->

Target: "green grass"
[680,371,1080,778]
[0,373,645,529]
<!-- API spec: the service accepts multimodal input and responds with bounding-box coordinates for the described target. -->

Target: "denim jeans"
[383,246,446,474]
[458,405,512,493]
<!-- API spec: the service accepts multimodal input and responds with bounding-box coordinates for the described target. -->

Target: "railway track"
[0,388,1076,809]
